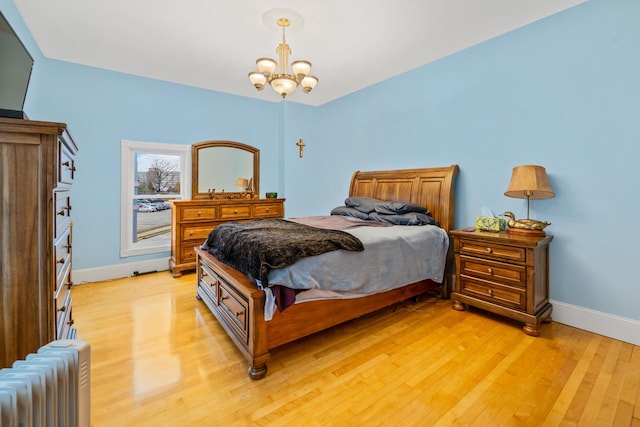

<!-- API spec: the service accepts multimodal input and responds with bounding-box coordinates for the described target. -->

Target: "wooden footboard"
[195,247,441,379]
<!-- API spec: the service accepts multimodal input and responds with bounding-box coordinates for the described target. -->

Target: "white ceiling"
[13,0,586,106]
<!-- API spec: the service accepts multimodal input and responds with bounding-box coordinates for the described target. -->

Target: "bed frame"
[195,165,459,379]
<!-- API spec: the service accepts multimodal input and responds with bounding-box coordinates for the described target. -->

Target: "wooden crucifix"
[296,138,305,158]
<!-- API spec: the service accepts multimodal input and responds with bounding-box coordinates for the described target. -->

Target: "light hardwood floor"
[72,272,640,426]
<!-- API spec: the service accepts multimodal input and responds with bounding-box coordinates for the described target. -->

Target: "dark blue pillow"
[344,196,383,213]
[374,201,429,215]
[369,211,438,226]
[330,206,371,220]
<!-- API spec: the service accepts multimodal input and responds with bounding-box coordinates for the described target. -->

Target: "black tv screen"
[0,11,34,119]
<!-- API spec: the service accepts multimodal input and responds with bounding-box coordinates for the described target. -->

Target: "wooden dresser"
[170,198,285,277]
[0,117,78,368]
[450,229,553,336]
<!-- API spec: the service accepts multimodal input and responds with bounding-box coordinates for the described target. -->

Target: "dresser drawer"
[220,205,251,219]
[55,250,72,293]
[54,191,71,239]
[54,228,72,286]
[182,224,216,241]
[57,137,77,186]
[180,244,200,263]
[180,206,217,221]
[253,203,283,218]
[459,276,525,310]
[459,255,526,288]
[458,239,526,263]
[55,284,72,339]
[218,281,249,344]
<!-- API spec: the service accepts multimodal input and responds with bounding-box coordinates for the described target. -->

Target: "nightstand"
[450,229,553,336]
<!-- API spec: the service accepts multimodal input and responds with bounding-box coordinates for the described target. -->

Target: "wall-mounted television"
[0,11,34,119]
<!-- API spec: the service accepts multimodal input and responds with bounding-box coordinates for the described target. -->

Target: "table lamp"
[235,177,249,191]
[504,165,555,236]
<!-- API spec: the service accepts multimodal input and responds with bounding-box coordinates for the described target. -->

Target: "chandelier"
[248,17,318,99]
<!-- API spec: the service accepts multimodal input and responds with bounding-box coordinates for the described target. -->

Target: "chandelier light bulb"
[248,72,266,91]
[291,60,311,78]
[301,75,319,93]
[256,58,277,75]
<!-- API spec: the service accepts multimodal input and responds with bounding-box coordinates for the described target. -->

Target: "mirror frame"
[191,140,260,200]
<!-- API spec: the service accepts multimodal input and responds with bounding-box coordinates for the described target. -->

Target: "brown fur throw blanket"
[202,218,364,286]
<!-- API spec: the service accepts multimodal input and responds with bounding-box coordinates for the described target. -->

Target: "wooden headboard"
[349,165,460,232]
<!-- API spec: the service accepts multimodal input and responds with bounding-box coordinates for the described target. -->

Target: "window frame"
[120,139,191,257]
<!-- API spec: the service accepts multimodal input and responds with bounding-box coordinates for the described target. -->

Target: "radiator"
[0,339,90,427]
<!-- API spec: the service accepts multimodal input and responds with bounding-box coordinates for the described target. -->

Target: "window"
[120,140,190,257]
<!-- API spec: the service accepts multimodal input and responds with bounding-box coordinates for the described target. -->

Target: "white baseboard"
[550,299,640,346]
[73,257,170,284]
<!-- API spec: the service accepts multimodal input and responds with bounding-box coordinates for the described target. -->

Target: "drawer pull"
[57,258,65,264]
[486,247,493,254]
[487,267,493,275]
[58,305,66,312]
[265,208,270,212]
[221,296,229,301]
[235,311,242,317]
[67,319,74,326]
[189,231,193,236]
[62,161,77,172]
[198,211,202,216]
[234,209,238,214]
[57,210,66,216]
[488,289,493,296]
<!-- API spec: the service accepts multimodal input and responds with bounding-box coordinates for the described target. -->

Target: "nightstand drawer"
[459,276,525,310]
[458,240,525,263]
[459,255,526,288]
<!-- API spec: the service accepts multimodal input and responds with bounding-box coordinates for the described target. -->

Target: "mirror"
[192,140,260,200]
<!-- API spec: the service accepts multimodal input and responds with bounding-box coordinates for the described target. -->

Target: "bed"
[195,165,459,379]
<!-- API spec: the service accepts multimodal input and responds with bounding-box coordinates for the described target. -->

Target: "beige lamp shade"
[235,178,249,188]
[504,165,555,200]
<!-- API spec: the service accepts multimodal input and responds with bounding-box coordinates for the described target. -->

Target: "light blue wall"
[2,0,282,270]
[284,0,639,321]
[3,0,638,321]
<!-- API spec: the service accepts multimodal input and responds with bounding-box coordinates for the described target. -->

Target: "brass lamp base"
[506,227,546,237]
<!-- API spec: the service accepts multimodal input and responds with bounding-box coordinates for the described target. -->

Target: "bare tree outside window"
[133,153,181,243]
[139,159,179,194]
